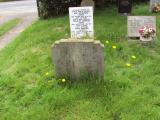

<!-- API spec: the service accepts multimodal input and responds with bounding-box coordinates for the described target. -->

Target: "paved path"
[0,0,37,24]
[0,0,38,50]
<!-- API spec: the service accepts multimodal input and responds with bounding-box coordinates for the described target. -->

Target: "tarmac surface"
[0,0,38,50]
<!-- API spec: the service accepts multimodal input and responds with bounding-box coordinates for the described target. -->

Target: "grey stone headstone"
[127,16,156,38]
[150,0,160,12]
[81,0,95,8]
[52,39,104,80]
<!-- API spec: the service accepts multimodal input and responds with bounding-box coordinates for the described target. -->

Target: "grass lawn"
[0,19,20,36]
[0,4,160,120]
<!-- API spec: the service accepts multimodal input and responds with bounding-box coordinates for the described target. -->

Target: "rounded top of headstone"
[81,0,95,6]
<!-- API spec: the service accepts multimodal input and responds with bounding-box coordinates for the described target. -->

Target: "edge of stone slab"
[51,38,104,48]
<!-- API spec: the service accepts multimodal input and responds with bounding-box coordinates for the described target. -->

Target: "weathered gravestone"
[81,0,95,11]
[118,0,132,15]
[52,39,104,80]
[150,0,160,12]
[128,16,156,38]
[69,7,94,38]
[52,7,104,80]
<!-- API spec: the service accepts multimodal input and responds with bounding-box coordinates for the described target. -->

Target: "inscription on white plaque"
[128,16,156,37]
[69,7,94,38]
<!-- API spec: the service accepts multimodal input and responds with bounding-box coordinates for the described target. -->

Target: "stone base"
[119,13,131,16]
[52,39,104,80]
[140,36,155,46]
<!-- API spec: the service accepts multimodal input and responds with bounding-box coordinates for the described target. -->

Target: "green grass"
[0,18,20,36]
[0,4,160,120]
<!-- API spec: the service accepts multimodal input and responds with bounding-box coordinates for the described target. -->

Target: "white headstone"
[150,0,160,12]
[128,16,156,38]
[69,7,94,39]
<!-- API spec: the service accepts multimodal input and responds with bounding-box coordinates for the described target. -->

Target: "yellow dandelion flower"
[45,72,49,76]
[105,40,109,44]
[126,63,131,67]
[62,78,66,83]
[112,45,117,49]
[131,55,136,59]
[48,80,52,83]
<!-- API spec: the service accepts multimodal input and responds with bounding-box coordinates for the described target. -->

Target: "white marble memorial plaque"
[128,16,156,37]
[69,7,94,38]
